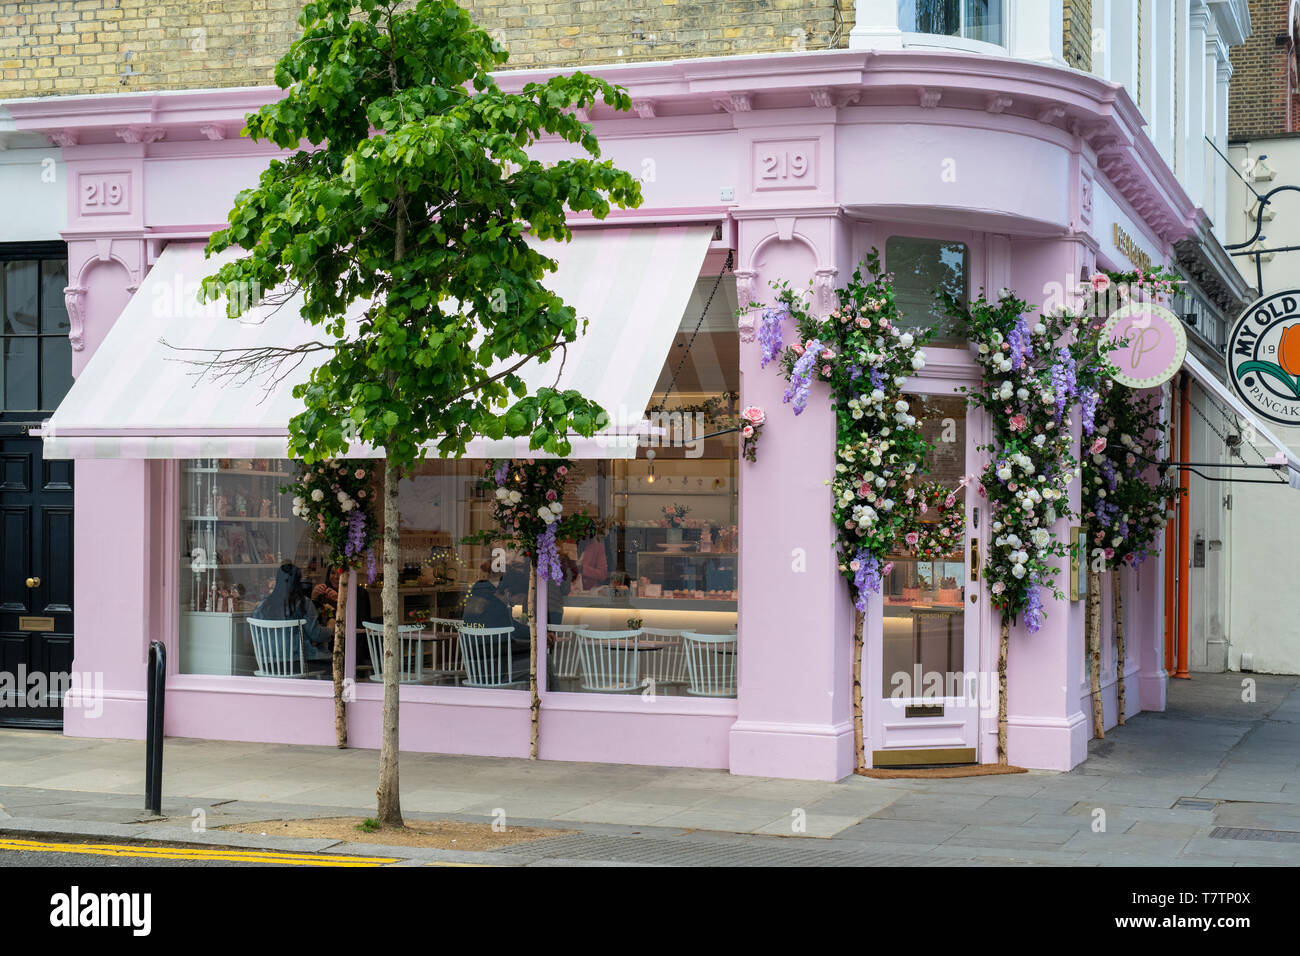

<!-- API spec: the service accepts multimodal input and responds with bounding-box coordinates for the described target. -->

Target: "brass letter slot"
[905,704,945,719]
[19,616,55,632]
[970,536,979,582]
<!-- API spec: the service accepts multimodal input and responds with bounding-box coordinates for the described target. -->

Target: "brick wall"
[0,0,841,98]
[1229,0,1298,139]
[1063,0,1092,73]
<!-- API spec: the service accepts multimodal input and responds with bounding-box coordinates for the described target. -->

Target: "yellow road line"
[0,837,399,867]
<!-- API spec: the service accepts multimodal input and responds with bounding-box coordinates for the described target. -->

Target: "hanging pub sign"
[1100,302,1188,388]
[1227,290,1300,427]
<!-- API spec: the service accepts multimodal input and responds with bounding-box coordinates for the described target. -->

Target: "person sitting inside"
[462,562,530,683]
[252,562,334,670]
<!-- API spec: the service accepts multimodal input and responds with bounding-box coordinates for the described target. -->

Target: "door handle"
[26,577,40,588]
[969,538,979,582]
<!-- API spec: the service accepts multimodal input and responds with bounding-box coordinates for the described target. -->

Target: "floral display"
[740,405,766,462]
[755,251,935,610]
[897,480,967,560]
[943,289,1112,632]
[283,460,378,581]
[661,502,691,528]
[1080,272,1183,571]
[463,459,599,585]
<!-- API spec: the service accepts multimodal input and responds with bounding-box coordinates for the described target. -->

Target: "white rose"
[1012,563,1026,578]
[899,333,914,347]
[911,354,926,370]
[293,496,305,508]
[1033,323,1046,335]
[311,489,324,502]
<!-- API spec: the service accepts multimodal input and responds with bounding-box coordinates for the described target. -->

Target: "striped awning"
[40,225,713,460]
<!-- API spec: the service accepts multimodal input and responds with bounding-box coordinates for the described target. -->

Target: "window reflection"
[886,236,969,346]
[898,0,1004,45]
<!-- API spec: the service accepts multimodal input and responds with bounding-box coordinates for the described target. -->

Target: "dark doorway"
[0,241,74,728]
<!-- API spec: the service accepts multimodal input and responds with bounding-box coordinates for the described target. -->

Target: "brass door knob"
[25,577,40,588]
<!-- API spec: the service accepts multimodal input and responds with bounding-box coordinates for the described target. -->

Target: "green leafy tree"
[201,0,641,827]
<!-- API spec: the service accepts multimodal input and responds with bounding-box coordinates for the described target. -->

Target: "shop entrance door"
[0,245,75,728]
[869,393,984,766]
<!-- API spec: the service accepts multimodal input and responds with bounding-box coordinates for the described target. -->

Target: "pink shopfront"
[12,48,1202,780]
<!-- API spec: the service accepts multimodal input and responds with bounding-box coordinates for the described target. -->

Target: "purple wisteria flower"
[1050,347,1077,421]
[537,522,562,584]
[869,368,885,390]
[1079,386,1098,435]
[852,550,882,611]
[366,547,377,585]
[848,364,863,382]
[1025,581,1045,633]
[494,462,509,487]
[758,307,786,369]
[1008,317,1032,370]
[783,338,823,416]
[344,509,367,558]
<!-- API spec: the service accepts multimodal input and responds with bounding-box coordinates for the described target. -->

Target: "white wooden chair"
[247,618,309,678]
[575,628,642,693]
[546,624,583,688]
[638,626,687,691]
[457,625,527,689]
[426,617,466,684]
[682,631,738,697]
[362,621,428,684]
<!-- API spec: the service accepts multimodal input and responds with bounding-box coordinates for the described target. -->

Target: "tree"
[201,0,641,827]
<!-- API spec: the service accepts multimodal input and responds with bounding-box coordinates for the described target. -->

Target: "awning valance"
[41,225,714,460]
[1182,351,1300,490]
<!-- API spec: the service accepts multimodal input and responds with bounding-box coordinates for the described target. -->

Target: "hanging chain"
[652,249,734,414]
[1187,387,1272,467]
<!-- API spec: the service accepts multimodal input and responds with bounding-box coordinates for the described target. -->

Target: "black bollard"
[144,640,166,815]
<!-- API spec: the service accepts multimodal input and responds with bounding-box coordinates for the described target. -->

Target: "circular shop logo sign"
[1227,290,1300,427]
[1101,302,1188,388]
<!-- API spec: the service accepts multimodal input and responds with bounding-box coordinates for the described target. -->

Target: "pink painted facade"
[9,49,1202,780]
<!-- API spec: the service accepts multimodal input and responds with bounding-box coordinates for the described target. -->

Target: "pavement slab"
[1,671,1298,865]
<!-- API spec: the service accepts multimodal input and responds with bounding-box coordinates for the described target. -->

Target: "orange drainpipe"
[1175,372,1191,679]
[1163,380,1177,674]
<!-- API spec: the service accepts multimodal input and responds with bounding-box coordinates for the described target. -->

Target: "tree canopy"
[202,0,643,467]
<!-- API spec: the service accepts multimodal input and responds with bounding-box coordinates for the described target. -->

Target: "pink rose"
[905,532,919,546]
[1104,547,1115,560]
[882,562,893,575]
[557,465,568,475]
[857,316,871,329]
[944,494,956,508]
[1009,414,1027,432]
[858,482,871,497]
[992,581,1005,595]
[741,424,755,438]
[546,490,558,501]
[354,469,366,479]
[1090,437,1107,455]
[822,365,832,375]
[791,343,805,356]
[919,502,928,514]
[742,405,766,426]
[1089,272,1111,293]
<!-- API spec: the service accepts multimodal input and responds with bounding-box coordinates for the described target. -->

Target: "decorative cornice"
[631,99,657,119]
[918,87,942,109]
[986,94,1013,114]
[47,130,78,147]
[115,125,166,144]
[197,124,226,141]
[63,286,87,351]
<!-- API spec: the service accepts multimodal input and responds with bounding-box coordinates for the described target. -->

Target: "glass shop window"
[348,276,741,698]
[178,458,326,676]
[1,255,74,412]
[885,236,969,347]
[898,0,1004,46]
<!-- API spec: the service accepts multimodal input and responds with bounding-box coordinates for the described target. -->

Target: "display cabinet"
[179,458,295,675]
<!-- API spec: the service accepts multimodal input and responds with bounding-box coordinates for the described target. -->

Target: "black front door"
[0,242,74,728]
[0,431,73,726]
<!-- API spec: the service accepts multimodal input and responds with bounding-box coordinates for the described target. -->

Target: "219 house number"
[759,149,809,180]
[83,179,124,206]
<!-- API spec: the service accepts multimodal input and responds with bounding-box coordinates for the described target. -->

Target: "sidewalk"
[2,671,1299,865]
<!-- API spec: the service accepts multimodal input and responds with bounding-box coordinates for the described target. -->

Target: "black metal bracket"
[1134,447,1289,486]
[1223,183,1300,292]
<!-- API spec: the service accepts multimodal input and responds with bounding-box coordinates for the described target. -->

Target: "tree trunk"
[333,568,348,749]
[852,609,865,771]
[1088,569,1104,739]
[376,457,403,827]
[529,561,539,760]
[997,617,1009,765]
[1114,570,1126,727]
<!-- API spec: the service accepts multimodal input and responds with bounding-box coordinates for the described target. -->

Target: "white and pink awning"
[40,225,714,460]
